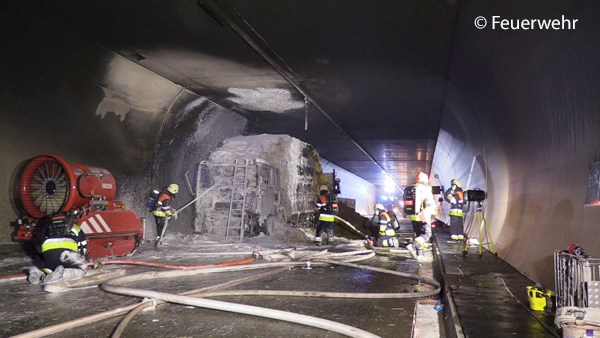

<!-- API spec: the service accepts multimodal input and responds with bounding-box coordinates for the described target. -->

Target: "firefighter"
[407,172,436,261]
[153,183,179,244]
[27,212,88,284]
[314,185,335,246]
[445,179,465,241]
[372,203,399,247]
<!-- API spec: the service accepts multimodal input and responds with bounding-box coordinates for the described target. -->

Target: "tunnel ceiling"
[37,0,458,188]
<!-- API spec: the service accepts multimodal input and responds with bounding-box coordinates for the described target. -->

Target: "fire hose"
[555,307,600,328]
[12,249,441,338]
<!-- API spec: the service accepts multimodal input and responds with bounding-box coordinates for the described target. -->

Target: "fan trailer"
[15,154,142,259]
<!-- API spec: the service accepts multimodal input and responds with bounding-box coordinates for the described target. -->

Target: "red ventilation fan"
[18,154,116,219]
[16,155,142,259]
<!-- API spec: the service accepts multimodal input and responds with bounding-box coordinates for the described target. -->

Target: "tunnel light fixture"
[384,177,395,193]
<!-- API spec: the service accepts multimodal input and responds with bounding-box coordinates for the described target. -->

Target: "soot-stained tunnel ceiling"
[38,0,458,188]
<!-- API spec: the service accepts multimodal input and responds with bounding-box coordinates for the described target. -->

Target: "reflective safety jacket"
[153,193,174,218]
[315,194,334,222]
[41,237,78,253]
[70,224,88,256]
[409,183,436,223]
[378,211,397,237]
[446,187,465,218]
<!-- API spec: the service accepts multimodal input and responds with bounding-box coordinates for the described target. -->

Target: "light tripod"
[463,200,497,258]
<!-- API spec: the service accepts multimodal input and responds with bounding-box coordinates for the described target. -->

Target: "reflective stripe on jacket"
[319,213,335,222]
[153,193,173,217]
[71,224,88,255]
[316,195,334,221]
[378,212,395,237]
[41,238,78,253]
[450,209,464,217]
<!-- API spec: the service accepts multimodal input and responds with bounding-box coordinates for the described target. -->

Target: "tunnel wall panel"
[432,0,600,286]
[0,4,181,244]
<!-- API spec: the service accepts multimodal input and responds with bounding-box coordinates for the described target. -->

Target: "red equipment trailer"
[15,154,142,259]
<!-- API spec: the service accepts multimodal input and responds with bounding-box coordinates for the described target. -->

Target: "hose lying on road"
[111,267,289,338]
[11,254,259,338]
[96,257,256,269]
[101,250,440,338]
[13,249,440,338]
[102,252,382,338]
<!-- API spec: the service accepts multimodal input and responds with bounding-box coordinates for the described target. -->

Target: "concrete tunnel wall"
[0,6,251,245]
[431,0,600,288]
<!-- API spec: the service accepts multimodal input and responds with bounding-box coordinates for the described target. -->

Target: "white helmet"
[167,183,179,194]
[375,203,385,211]
[416,172,429,183]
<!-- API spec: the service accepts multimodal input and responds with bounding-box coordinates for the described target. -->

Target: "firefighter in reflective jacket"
[407,172,436,261]
[445,179,465,241]
[153,183,179,243]
[373,204,399,247]
[314,185,335,246]
[27,212,88,284]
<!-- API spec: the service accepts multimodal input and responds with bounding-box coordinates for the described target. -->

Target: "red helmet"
[416,172,428,183]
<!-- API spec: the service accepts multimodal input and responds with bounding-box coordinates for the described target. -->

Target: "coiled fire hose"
[555,307,600,328]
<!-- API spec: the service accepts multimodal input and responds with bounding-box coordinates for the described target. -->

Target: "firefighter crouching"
[152,183,179,243]
[28,212,88,284]
[314,185,335,246]
[372,203,399,247]
[407,172,436,261]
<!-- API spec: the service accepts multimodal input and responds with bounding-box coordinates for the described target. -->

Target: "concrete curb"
[431,235,466,338]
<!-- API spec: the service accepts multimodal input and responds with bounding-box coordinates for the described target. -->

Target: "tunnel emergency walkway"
[434,227,560,338]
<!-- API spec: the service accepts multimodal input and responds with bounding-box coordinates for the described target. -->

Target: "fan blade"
[55,166,64,181]
[44,162,51,179]
[31,191,42,198]
[31,183,42,190]
[37,166,47,180]
[33,175,43,184]
[34,194,44,207]
[39,198,48,213]
[50,162,58,178]
[49,198,59,213]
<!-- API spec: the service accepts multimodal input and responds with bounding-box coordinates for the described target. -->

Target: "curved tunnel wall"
[319,157,377,215]
[0,7,176,243]
[431,0,600,287]
[0,4,249,244]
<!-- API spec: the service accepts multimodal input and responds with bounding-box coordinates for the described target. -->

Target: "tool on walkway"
[527,284,553,313]
[155,184,219,247]
[462,200,497,258]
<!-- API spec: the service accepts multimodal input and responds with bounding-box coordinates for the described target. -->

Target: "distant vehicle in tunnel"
[13,154,142,260]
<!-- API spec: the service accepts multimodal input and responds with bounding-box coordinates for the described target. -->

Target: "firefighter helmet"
[167,184,179,194]
[451,179,462,188]
[416,172,429,183]
[375,203,385,211]
[319,185,328,191]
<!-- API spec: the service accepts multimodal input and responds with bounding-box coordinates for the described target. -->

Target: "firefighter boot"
[62,268,86,282]
[43,265,65,284]
[406,243,418,260]
[28,266,44,285]
[417,248,425,262]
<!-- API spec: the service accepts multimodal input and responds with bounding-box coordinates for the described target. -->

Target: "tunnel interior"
[1,0,600,289]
